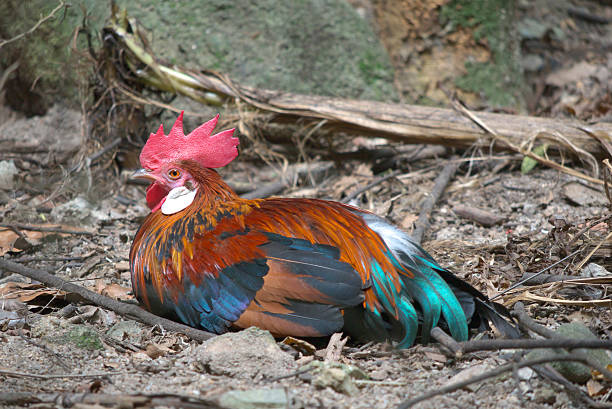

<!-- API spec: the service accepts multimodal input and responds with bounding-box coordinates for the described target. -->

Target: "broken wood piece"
[105,15,611,163]
[0,258,216,342]
[452,204,505,226]
[412,161,458,244]
[324,332,348,363]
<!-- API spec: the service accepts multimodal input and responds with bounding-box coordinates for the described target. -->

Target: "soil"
[1,1,612,408]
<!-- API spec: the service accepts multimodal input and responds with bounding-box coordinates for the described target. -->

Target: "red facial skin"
[134,164,196,212]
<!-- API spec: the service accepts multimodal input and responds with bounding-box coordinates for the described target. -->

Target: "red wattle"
[146,183,168,211]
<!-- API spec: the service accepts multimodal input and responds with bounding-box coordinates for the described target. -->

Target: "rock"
[0,160,18,190]
[581,263,610,278]
[106,320,143,341]
[305,361,367,396]
[534,387,556,404]
[194,327,296,379]
[444,364,492,392]
[50,196,103,226]
[526,322,612,384]
[562,182,608,206]
[522,54,544,72]
[67,325,104,350]
[30,315,68,338]
[517,18,549,40]
[219,388,288,409]
[2,1,395,109]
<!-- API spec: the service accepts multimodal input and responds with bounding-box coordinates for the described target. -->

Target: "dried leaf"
[100,283,133,301]
[281,336,316,356]
[586,379,605,397]
[145,342,173,359]
[0,281,84,308]
[0,229,44,256]
[424,351,447,363]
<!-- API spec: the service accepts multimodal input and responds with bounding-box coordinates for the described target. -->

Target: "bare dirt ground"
[1,1,612,408]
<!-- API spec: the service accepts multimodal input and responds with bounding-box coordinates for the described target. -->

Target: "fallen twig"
[0,223,93,236]
[0,369,119,380]
[397,354,610,409]
[412,161,458,244]
[452,204,505,227]
[0,392,222,409]
[0,259,216,342]
[430,327,462,357]
[241,161,333,199]
[458,337,612,356]
[341,169,401,204]
[490,249,582,301]
[103,12,612,167]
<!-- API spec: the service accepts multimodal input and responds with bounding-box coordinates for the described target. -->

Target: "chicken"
[129,112,517,347]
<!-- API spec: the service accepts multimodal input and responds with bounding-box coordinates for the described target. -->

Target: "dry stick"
[68,137,122,173]
[397,354,607,409]
[511,302,557,338]
[430,327,462,357]
[566,213,612,250]
[241,161,334,199]
[107,19,610,160]
[0,259,216,342]
[0,1,65,49]
[0,392,222,409]
[489,249,582,301]
[412,161,458,245]
[0,223,93,236]
[453,100,603,185]
[341,169,402,204]
[458,338,612,355]
[533,365,612,409]
[0,369,119,380]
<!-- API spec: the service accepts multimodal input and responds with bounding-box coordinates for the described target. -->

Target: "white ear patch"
[161,186,197,215]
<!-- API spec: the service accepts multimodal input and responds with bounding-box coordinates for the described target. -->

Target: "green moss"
[440,0,524,109]
[67,326,103,350]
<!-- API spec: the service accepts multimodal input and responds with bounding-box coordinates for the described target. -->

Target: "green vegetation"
[67,326,103,350]
[440,0,524,109]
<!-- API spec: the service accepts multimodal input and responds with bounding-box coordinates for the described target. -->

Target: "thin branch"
[490,249,582,301]
[511,302,557,338]
[0,392,222,409]
[341,169,401,204]
[0,259,216,342]
[458,338,612,356]
[412,161,458,244]
[0,369,119,380]
[397,354,608,409]
[0,1,66,49]
[0,223,93,236]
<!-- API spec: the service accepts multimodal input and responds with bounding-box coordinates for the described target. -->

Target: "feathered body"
[130,113,516,347]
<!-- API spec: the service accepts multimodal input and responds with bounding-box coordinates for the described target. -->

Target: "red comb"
[140,111,239,169]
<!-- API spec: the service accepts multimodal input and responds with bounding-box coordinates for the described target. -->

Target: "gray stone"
[0,160,18,190]
[305,361,367,396]
[50,196,102,226]
[219,388,288,409]
[194,327,296,379]
[3,1,395,109]
[581,263,610,278]
[518,18,549,40]
[106,320,143,341]
[522,54,544,72]
[526,322,612,384]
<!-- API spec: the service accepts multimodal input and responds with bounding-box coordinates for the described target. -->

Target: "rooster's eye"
[167,169,181,180]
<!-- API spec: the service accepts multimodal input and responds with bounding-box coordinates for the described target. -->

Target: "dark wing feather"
[131,210,364,336]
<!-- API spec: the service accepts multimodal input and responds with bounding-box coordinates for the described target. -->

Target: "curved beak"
[130,168,156,183]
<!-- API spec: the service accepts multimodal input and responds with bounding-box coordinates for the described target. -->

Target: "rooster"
[130,112,517,347]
